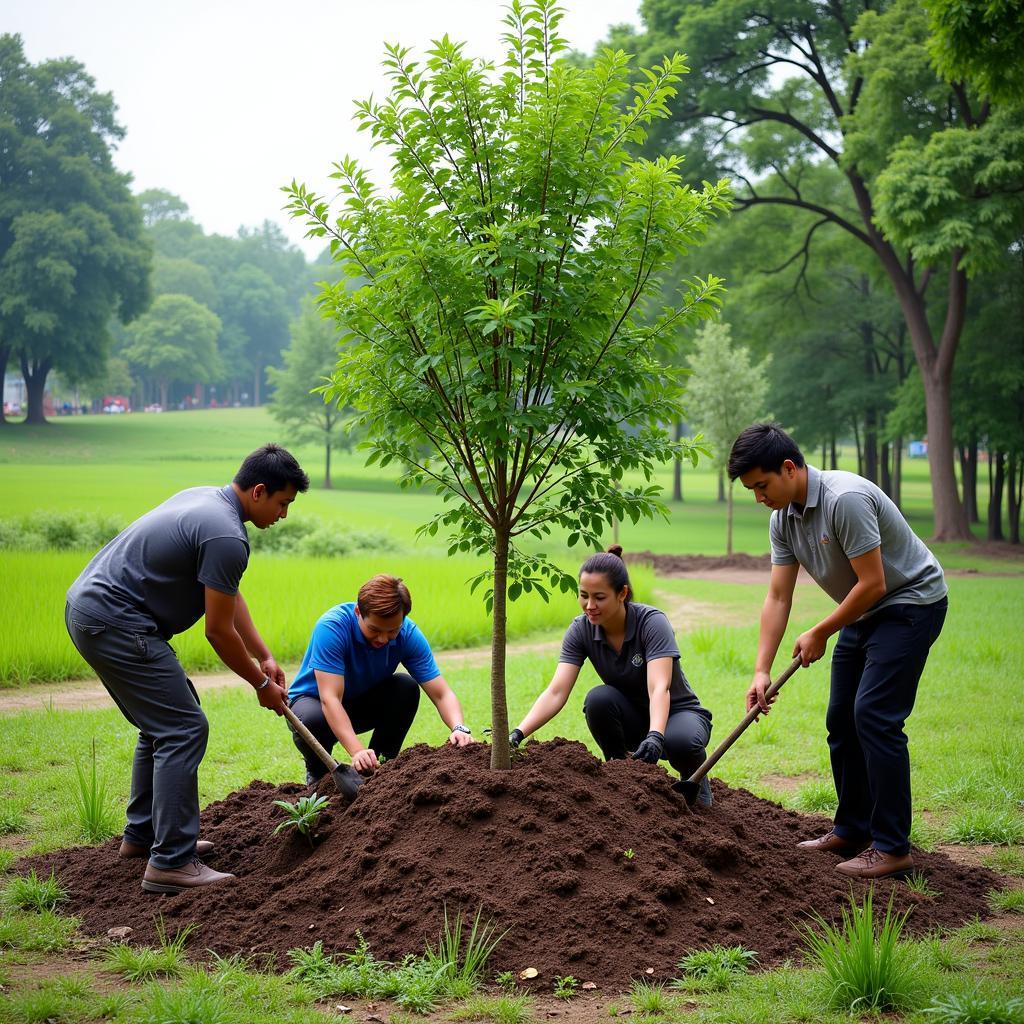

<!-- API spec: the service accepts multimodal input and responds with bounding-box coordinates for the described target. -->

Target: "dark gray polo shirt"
[769,465,947,614]
[559,602,707,714]
[67,485,250,639]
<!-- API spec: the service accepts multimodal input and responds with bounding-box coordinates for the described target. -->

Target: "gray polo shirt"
[559,602,707,714]
[67,485,250,639]
[769,465,947,614]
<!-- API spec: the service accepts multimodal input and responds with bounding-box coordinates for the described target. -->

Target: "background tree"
[685,322,770,554]
[286,0,727,769]
[0,34,151,425]
[123,294,221,410]
[610,0,1024,540]
[266,301,354,488]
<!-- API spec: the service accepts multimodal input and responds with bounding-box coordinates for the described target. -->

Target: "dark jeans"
[827,597,948,856]
[64,603,208,871]
[288,673,421,781]
[583,684,712,777]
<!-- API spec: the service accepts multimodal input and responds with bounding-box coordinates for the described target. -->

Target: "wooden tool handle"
[687,656,803,785]
[283,703,339,772]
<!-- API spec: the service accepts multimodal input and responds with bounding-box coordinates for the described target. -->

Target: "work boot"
[141,858,235,895]
[120,839,214,859]
[306,769,325,788]
[796,828,869,855]
[835,847,914,879]
[697,777,714,808]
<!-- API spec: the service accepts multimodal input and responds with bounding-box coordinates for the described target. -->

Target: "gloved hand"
[632,730,664,764]
[509,728,525,749]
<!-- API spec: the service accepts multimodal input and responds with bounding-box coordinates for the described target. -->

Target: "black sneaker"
[697,776,713,808]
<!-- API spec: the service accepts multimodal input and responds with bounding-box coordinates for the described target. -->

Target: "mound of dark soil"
[629,551,772,574]
[28,740,996,987]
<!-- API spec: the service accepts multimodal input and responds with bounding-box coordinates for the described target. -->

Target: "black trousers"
[583,684,712,777]
[827,597,947,856]
[288,673,421,781]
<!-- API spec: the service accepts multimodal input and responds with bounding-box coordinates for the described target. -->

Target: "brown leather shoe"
[120,839,214,859]
[141,858,234,894]
[835,847,914,879]
[796,828,869,854]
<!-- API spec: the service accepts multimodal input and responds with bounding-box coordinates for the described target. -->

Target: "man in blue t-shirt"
[288,574,473,782]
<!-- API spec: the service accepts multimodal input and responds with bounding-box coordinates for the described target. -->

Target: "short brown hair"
[357,575,412,619]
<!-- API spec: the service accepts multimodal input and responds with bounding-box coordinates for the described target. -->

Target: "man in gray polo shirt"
[728,424,947,879]
[65,444,309,894]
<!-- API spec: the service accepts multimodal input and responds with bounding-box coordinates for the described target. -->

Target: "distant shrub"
[0,511,124,552]
[246,517,398,558]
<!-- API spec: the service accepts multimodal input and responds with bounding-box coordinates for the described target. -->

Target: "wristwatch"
[451,724,471,735]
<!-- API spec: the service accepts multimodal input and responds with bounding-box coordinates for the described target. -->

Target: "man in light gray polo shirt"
[728,424,947,879]
[65,444,309,894]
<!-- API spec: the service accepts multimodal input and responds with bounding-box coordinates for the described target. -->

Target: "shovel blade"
[672,778,701,806]
[331,763,364,802]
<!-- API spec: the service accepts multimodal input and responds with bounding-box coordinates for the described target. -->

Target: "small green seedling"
[623,849,636,861]
[495,970,517,992]
[272,792,330,847]
[905,872,941,898]
[553,976,578,1000]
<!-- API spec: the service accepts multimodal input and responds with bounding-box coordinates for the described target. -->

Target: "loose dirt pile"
[30,740,996,986]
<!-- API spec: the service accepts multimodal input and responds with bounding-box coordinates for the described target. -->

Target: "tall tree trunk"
[324,439,332,490]
[987,451,1006,542]
[830,434,837,471]
[862,319,878,483]
[490,527,512,771]
[20,354,52,425]
[959,437,979,524]
[0,344,9,425]
[893,435,903,510]
[717,468,725,503]
[852,419,862,476]
[1008,453,1020,545]
[726,479,734,556]
[672,419,684,502]
[881,440,892,497]
[253,360,263,406]
[159,380,169,412]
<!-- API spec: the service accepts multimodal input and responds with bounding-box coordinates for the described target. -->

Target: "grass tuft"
[0,870,67,913]
[987,888,1024,914]
[0,802,28,837]
[0,909,78,951]
[905,872,941,898]
[72,738,119,843]
[103,916,198,981]
[943,809,1024,845]
[800,889,919,1012]
[920,935,972,972]
[451,993,534,1024]
[629,979,673,1016]
[922,991,1024,1023]
[793,779,837,813]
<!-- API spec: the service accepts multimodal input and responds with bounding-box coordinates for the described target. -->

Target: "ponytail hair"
[579,545,631,602]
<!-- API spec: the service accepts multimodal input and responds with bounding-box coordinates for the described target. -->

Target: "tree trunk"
[1008,453,1020,545]
[324,439,332,490]
[253,360,262,406]
[862,319,878,483]
[0,344,9,425]
[959,437,979,524]
[852,419,862,476]
[489,527,512,771]
[726,479,734,556]
[717,468,725,503]
[987,450,1005,542]
[21,354,53,425]
[672,419,684,502]
[159,380,169,412]
[881,440,892,497]
[893,435,903,510]
[830,434,837,471]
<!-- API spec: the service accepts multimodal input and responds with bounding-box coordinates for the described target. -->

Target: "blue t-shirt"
[288,602,441,701]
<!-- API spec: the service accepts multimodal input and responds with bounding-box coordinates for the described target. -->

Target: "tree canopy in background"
[287,0,728,767]
[0,33,151,425]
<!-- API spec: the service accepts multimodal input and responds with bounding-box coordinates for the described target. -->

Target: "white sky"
[7,1,642,258]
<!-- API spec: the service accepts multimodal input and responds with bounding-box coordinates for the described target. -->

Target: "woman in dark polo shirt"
[510,546,714,806]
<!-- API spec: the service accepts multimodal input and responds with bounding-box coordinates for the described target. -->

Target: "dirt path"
[0,588,748,716]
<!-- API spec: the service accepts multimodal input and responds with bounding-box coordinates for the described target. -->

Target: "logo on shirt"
[821,534,831,546]
[631,653,644,667]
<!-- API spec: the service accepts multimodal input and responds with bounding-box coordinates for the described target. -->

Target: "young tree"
[686,322,770,554]
[0,34,151,425]
[123,294,221,410]
[266,301,353,488]
[286,0,728,768]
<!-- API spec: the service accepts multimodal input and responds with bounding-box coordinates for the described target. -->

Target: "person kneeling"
[510,547,714,806]
[287,574,472,783]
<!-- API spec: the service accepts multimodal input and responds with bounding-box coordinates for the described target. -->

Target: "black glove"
[509,728,525,749]
[632,730,664,764]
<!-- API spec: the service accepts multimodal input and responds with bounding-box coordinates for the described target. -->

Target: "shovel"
[672,655,803,805]
[282,704,365,802]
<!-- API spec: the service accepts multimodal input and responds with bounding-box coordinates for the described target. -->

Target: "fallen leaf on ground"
[582,981,597,990]
[106,926,133,940]
[519,967,539,979]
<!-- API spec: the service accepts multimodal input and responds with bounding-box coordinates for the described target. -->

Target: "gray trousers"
[65,603,208,870]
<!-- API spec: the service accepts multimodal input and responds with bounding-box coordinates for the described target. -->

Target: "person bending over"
[509,547,714,806]
[729,423,948,879]
[287,574,473,782]
[65,444,309,894]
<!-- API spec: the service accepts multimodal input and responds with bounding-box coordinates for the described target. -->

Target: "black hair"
[234,444,310,495]
[727,423,805,481]
[579,545,631,602]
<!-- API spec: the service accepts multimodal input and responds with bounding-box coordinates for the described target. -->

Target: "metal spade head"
[331,763,365,802]
[672,777,701,806]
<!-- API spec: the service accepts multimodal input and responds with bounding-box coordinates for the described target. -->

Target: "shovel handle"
[686,656,803,786]
[282,703,340,773]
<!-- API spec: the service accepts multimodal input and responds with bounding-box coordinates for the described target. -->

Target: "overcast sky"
[7,1,643,257]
